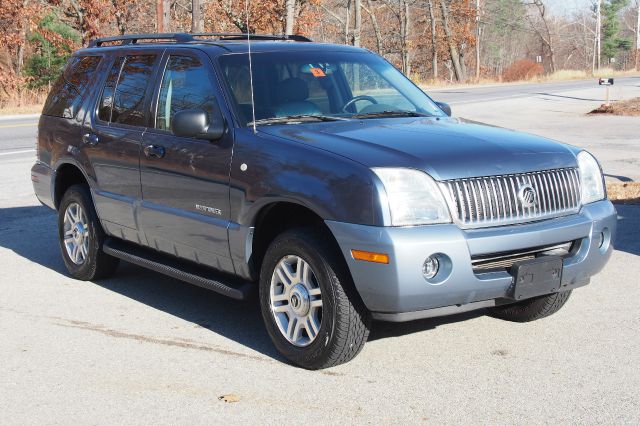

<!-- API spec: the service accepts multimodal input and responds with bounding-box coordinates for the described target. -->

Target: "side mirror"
[172,109,224,140]
[435,101,452,117]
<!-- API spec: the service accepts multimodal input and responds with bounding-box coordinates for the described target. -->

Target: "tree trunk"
[363,0,382,53]
[635,0,640,70]
[400,0,410,75]
[475,0,480,80]
[192,0,204,32]
[427,0,438,79]
[439,0,465,82]
[353,0,361,47]
[285,0,296,35]
[16,44,24,76]
[596,0,601,69]
[156,0,164,32]
[344,0,351,44]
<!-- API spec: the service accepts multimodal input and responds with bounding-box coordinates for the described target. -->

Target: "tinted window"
[156,55,218,132]
[219,51,444,125]
[43,56,101,118]
[111,55,156,126]
[98,57,123,122]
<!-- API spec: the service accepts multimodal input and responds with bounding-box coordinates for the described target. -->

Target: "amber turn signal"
[351,249,389,264]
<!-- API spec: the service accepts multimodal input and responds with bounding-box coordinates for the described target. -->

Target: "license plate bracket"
[510,256,562,300]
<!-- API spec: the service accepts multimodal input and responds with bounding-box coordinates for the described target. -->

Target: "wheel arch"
[53,162,91,209]
[248,200,348,281]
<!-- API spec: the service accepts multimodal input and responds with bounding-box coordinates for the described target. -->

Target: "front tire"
[58,185,119,280]
[488,290,572,322]
[259,228,371,369]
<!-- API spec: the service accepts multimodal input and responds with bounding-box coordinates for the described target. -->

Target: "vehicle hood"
[258,117,579,180]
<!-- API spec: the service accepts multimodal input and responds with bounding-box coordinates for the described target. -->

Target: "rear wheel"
[259,228,370,369]
[488,290,572,322]
[58,185,119,280]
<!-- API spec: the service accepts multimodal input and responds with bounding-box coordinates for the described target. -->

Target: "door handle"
[144,144,166,159]
[82,133,99,146]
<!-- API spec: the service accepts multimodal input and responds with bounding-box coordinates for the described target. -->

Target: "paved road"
[1,152,639,424]
[430,76,640,104]
[0,116,39,154]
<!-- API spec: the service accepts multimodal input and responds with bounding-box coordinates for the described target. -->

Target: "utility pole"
[192,0,203,33]
[596,0,601,70]
[475,0,481,80]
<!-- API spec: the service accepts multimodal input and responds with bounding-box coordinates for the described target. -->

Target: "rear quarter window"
[42,56,102,118]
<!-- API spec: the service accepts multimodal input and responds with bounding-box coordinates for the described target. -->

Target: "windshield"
[218,50,444,125]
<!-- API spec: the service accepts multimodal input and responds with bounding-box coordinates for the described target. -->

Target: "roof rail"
[191,33,312,42]
[87,33,193,47]
[87,32,312,48]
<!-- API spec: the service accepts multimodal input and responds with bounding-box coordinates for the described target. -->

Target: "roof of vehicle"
[79,33,368,57]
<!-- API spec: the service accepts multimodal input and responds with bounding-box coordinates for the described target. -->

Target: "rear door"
[138,49,235,273]
[87,51,161,240]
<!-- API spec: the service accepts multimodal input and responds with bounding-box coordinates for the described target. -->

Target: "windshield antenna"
[245,0,257,134]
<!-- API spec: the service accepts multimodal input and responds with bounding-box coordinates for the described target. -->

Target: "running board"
[103,238,254,300]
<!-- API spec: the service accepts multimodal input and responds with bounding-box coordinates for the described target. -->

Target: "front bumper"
[326,200,617,321]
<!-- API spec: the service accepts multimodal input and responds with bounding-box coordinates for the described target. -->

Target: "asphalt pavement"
[1,80,639,424]
[429,76,640,105]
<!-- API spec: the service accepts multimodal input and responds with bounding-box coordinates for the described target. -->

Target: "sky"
[545,0,595,16]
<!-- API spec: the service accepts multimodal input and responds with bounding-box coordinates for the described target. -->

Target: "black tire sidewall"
[259,229,343,368]
[58,185,104,280]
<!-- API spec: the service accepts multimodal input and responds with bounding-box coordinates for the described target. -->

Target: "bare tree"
[285,0,296,34]
[526,0,556,73]
[439,0,465,81]
[363,0,383,53]
[354,0,362,46]
[192,0,203,32]
[635,0,640,70]
[427,0,437,78]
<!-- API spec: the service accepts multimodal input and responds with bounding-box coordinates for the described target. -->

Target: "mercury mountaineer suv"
[31,33,616,369]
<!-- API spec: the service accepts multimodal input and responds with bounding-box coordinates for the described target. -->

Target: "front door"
[139,50,235,273]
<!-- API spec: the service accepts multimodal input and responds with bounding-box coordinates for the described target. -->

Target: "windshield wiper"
[249,114,349,126]
[352,110,430,119]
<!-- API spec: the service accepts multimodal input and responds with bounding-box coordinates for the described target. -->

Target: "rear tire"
[488,290,572,322]
[259,228,371,369]
[58,185,119,280]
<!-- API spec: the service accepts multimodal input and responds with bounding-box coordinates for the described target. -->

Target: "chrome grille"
[441,168,581,228]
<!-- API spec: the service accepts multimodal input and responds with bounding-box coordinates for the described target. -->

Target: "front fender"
[229,128,381,227]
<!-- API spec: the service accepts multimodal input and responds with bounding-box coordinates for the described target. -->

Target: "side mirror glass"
[435,101,452,117]
[172,109,224,140]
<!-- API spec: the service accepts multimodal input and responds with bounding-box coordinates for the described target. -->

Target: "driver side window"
[156,55,218,132]
[341,62,414,112]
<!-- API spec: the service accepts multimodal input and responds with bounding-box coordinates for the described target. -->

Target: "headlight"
[372,168,451,226]
[577,151,605,204]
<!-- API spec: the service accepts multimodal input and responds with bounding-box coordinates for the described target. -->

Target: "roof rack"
[87,32,312,48]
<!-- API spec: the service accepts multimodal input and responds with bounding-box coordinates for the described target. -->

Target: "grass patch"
[0,103,43,115]
[607,182,640,204]
[589,97,640,116]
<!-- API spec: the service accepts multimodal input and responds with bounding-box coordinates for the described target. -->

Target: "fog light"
[597,232,605,248]
[423,256,440,280]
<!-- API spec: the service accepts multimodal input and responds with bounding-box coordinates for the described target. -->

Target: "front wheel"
[488,290,572,322]
[259,228,371,369]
